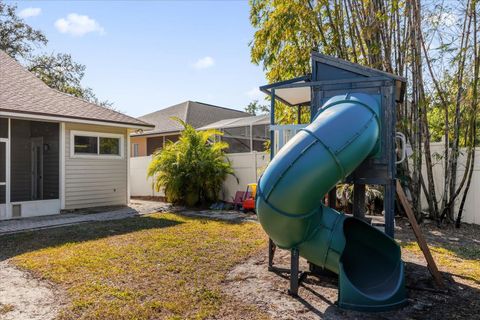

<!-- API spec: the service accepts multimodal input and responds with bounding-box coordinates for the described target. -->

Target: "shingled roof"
[0,50,153,128]
[134,101,250,136]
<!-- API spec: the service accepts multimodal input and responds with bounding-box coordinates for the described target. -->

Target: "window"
[74,136,97,154]
[71,131,123,158]
[132,143,139,157]
[100,137,120,155]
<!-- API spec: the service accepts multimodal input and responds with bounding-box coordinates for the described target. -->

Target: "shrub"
[336,184,384,215]
[147,118,234,207]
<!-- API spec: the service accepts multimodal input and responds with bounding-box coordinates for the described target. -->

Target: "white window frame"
[70,130,124,159]
[132,143,139,157]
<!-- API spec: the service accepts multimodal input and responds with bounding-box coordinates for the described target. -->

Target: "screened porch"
[198,114,270,153]
[0,117,60,219]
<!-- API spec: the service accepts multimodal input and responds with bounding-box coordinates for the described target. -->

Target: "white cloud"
[54,13,105,37]
[19,7,42,18]
[193,56,215,69]
[246,87,263,100]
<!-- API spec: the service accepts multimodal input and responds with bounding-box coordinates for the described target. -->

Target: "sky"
[11,1,268,117]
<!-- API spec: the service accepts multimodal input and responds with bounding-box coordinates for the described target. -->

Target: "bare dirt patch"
[223,218,480,320]
[0,261,64,320]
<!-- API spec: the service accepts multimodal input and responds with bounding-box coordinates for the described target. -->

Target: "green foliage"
[0,1,112,108]
[0,2,47,59]
[336,184,384,215]
[250,0,319,83]
[147,118,235,207]
[248,0,380,125]
[245,100,269,115]
[427,73,480,146]
[249,0,480,224]
[249,0,319,125]
[28,53,86,97]
[27,53,113,108]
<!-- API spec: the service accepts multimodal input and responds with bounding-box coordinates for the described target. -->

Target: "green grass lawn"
[1,213,268,320]
[2,214,478,320]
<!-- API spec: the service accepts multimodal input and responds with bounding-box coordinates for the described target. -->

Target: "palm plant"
[147,118,234,207]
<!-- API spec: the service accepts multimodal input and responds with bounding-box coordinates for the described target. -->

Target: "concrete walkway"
[0,200,170,236]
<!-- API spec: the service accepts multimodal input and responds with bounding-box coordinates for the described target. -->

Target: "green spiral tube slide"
[256,93,406,311]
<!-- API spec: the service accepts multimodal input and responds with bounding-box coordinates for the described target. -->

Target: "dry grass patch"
[396,219,480,284]
[0,303,14,315]
[1,213,268,320]
[401,242,480,282]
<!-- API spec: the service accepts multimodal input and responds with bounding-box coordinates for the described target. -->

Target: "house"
[0,50,154,220]
[129,112,271,202]
[130,101,250,157]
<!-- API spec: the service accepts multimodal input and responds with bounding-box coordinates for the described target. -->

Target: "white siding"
[65,123,128,210]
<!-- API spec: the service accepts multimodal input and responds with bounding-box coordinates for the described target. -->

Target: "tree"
[147,118,234,207]
[27,53,113,108]
[249,0,480,226]
[0,2,47,60]
[81,87,114,109]
[0,1,113,108]
[245,100,269,115]
[28,53,86,97]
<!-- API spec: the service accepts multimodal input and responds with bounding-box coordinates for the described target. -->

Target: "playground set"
[256,53,441,312]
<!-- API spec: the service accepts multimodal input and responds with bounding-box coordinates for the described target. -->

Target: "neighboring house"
[130,101,250,157]
[0,50,154,220]
[129,113,270,202]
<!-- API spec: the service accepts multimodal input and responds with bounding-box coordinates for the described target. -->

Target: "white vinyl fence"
[222,152,269,202]
[129,152,269,202]
[269,125,480,225]
[421,143,480,225]
[130,138,480,225]
[130,155,164,197]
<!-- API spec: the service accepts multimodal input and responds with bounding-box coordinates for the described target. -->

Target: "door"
[0,141,6,218]
[31,137,43,200]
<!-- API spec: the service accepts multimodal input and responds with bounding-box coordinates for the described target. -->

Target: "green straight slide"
[256,93,406,311]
